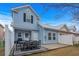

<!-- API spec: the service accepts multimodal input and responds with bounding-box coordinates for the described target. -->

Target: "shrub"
[0,40,5,48]
[73,41,79,47]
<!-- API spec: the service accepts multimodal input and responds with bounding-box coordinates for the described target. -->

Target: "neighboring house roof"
[68,25,76,31]
[11,5,40,20]
[0,24,4,28]
[57,24,69,32]
[41,24,58,29]
[0,24,4,40]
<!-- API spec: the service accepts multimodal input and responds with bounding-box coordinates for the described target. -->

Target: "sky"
[0,3,79,30]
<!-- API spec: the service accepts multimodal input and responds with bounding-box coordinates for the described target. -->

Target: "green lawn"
[0,40,5,56]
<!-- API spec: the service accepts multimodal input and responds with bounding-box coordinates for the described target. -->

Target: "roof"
[11,5,40,19]
[40,24,67,30]
[39,24,79,35]
[42,24,58,29]
[0,24,4,28]
[68,25,76,30]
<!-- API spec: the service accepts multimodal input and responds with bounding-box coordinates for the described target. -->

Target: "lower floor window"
[48,33,56,40]
[48,33,51,40]
[25,33,29,38]
[48,37,51,40]
[18,32,21,37]
[53,37,56,40]
[18,38,22,41]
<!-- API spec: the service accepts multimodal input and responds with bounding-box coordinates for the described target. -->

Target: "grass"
[0,40,5,56]
[0,40,4,48]
[30,46,79,56]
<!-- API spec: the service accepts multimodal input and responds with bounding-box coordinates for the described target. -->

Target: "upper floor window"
[27,15,30,22]
[23,13,33,23]
[31,15,33,23]
[23,13,26,22]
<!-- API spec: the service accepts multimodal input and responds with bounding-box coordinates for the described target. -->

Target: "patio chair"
[29,40,41,50]
[22,41,29,51]
[16,43,21,51]
[37,40,41,48]
[28,41,34,50]
[15,39,23,51]
[14,41,20,51]
[33,41,38,49]
[20,43,24,51]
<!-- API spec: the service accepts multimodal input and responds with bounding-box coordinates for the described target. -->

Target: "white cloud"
[0,13,12,26]
[0,13,13,30]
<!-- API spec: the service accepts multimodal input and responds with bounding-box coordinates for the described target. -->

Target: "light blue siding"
[45,29,58,44]
[12,6,58,45]
[38,25,44,44]
[39,27,58,44]
[14,29,31,41]
[12,7,39,30]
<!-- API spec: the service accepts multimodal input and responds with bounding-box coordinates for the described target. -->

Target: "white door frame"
[46,32,57,44]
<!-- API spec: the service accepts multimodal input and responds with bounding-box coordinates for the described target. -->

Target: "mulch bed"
[0,48,4,56]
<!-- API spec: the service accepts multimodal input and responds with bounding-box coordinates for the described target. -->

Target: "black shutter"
[23,13,26,22]
[31,15,33,23]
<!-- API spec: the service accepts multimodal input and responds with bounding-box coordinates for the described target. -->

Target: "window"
[53,33,56,40]
[27,14,30,22]
[53,33,55,36]
[48,33,51,40]
[23,13,26,22]
[23,13,33,23]
[31,15,33,23]
[53,37,56,40]
[18,32,22,41]
[18,38,22,41]
[25,33,29,38]
[18,32,21,37]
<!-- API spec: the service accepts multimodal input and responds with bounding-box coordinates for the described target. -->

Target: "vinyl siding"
[12,7,39,30]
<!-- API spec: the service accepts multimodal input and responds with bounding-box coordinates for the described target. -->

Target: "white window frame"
[52,33,56,40]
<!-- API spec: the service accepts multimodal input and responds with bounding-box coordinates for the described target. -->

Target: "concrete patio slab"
[42,44,69,50]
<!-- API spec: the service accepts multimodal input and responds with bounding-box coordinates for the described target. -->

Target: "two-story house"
[11,5,79,45]
[5,5,79,56]
[11,5,40,42]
